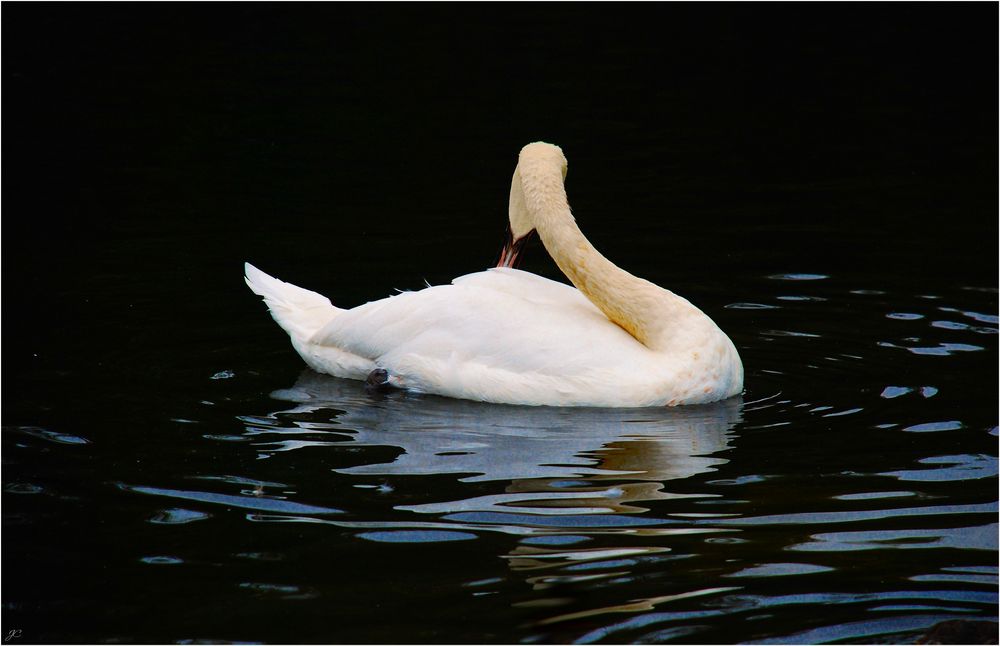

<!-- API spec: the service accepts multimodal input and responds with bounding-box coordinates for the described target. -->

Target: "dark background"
[4,5,997,387]
[3,3,997,420]
[3,5,997,414]
[2,5,998,643]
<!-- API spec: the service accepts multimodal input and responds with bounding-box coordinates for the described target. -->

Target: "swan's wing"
[451,267,593,309]
[308,268,648,377]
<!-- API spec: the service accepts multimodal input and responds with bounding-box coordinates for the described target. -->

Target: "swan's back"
[309,268,672,405]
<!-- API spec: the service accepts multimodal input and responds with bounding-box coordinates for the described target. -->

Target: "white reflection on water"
[265,370,742,515]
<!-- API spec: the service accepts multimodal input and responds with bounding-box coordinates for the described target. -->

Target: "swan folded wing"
[452,267,596,309]
[307,270,658,388]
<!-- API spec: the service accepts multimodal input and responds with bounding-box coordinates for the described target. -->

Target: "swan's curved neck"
[513,152,700,352]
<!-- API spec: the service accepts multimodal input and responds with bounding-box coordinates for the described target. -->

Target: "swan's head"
[497,142,567,268]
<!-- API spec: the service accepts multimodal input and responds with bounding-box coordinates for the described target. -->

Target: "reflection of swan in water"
[241,372,744,637]
[264,371,742,515]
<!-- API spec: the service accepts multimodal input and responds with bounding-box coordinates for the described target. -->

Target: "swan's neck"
[514,156,704,352]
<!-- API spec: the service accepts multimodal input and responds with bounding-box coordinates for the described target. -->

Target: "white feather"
[244,263,374,378]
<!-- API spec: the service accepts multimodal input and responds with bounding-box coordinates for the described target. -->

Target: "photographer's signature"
[4,630,22,642]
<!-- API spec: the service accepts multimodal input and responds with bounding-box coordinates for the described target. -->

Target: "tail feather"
[244,262,339,341]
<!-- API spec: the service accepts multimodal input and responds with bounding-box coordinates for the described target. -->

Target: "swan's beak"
[497,228,534,268]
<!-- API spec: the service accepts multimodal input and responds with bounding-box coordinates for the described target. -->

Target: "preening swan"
[245,142,743,407]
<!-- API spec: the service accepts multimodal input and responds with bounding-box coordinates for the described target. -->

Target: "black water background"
[3,4,998,644]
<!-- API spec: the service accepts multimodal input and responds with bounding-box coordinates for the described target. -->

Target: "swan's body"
[246,142,743,407]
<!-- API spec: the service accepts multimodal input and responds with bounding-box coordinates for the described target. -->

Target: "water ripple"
[120,484,344,515]
[789,524,997,552]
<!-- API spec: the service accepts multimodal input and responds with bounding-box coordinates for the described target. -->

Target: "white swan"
[245,142,743,407]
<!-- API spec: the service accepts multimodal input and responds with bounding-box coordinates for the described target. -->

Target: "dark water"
[3,5,997,644]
